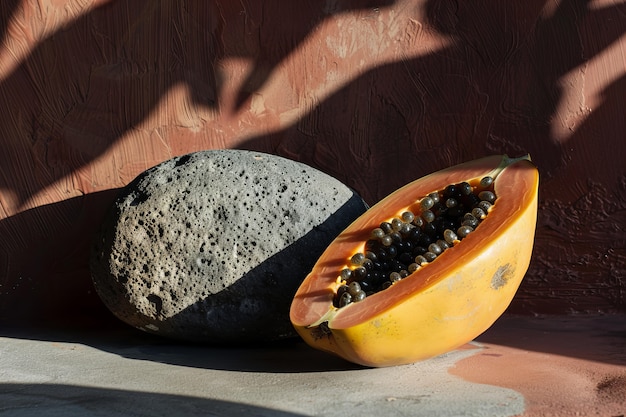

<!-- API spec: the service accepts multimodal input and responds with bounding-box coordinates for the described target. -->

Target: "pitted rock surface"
[90,150,368,343]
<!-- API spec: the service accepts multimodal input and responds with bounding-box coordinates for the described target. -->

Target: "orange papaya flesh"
[289,155,539,367]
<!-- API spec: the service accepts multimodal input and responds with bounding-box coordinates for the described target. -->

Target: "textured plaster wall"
[0,0,624,322]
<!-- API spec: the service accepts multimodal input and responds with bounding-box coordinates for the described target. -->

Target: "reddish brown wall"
[0,0,624,324]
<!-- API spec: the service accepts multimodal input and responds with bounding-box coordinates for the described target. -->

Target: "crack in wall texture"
[0,0,624,322]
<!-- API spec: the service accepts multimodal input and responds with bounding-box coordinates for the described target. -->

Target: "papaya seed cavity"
[332,177,497,308]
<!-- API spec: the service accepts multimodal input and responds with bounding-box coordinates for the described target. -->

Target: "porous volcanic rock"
[90,150,368,343]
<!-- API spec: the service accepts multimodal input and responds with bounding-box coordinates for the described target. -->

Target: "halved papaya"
[289,155,539,367]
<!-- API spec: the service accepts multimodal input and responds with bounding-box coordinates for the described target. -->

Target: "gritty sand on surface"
[450,315,626,417]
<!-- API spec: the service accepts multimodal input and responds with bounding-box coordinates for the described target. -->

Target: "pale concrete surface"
[0,315,624,417]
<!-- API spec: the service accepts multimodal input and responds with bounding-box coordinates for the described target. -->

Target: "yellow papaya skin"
[290,155,539,367]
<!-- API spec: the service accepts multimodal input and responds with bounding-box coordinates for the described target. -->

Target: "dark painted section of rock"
[90,150,368,344]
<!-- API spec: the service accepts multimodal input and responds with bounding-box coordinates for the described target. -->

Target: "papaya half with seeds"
[289,155,538,367]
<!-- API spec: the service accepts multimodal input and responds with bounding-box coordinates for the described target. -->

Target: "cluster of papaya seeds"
[333,178,496,308]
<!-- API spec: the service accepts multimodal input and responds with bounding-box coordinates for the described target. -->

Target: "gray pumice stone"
[90,149,368,344]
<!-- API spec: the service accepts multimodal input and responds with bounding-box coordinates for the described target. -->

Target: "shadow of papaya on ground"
[475,314,626,367]
[0,383,308,417]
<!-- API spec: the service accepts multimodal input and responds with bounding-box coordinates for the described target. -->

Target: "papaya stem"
[487,154,531,180]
